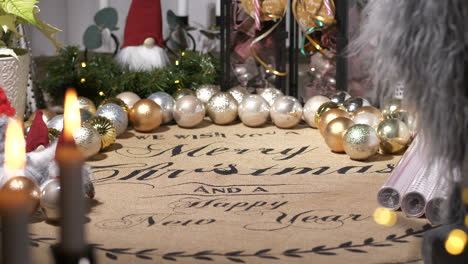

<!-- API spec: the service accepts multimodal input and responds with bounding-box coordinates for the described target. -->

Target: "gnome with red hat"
[117,0,169,71]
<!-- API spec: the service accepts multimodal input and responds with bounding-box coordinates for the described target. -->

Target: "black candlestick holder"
[51,244,96,264]
[175,16,189,26]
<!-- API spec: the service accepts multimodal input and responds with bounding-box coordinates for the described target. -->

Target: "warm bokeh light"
[373,207,397,227]
[462,188,468,204]
[4,118,26,175]
[465,215,468,227]
[63,88,81,140]
[445,229,467,255]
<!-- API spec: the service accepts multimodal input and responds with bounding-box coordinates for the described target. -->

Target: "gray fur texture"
[351,0,468,189]
[351,1,468,262]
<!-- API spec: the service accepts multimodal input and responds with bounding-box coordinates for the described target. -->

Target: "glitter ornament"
[148,92,175,124]
[99,98,130,114]
[173,95,206,128]
[77,97,97,114]
[238,94,270,127]
[324,117,355,153]
[129,99,163,132]
[303,95,330,128]
[96,103,129,136]
[260,88,284,106]
[116,92,141,108]
[377,119,411,154]
[343,124,380,160]
[228,86,250,104]
[196,85,220,105]
[74,123,102,158]
[85,116,117,150]
[206,92,239,125]
[270,96,303,129]
[353,111,382,129]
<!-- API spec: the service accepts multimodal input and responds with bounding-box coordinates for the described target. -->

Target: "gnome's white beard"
[117,45,169,72]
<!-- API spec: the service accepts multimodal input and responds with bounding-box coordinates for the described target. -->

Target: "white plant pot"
[0,53,31,119]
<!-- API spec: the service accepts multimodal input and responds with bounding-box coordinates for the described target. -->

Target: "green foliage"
[0,1,62,56]
[41,46,220,104]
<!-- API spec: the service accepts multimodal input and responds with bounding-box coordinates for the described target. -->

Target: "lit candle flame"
[4,118,26,177]
[63,88,81,141]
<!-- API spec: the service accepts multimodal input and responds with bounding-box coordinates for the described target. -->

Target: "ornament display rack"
[219,0,348,97]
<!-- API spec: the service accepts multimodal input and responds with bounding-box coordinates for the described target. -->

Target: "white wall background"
[32,0,218,56]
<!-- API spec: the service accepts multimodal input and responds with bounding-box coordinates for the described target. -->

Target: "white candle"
[58,89,85,254]
[177,0,188,16]
[99,0,109,9]
[216,0,221,16]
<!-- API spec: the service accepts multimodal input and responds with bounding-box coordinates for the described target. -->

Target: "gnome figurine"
[117,0,169,71]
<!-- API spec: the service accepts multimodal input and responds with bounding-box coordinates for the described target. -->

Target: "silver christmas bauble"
[47,115,64,131]
[206,92,238,125]
[78,97,97,114]
[343,124,380,160]
[343,97,371,113]
[173,95,206,128]
[329,91,351,104]
[260,88,284,106]
[96,103,129,136]
[148,92,175,124]
[303,95,330,128]
[238,95,270,127]
[116,92,141,108]
[270,96,303,129]
[196,85,220,105]
[228,86,250,104]
[352,111,381,129]
[47,110,93,132]
[74,123,102,158]
[40,179,61,221]
[173,88,196,101]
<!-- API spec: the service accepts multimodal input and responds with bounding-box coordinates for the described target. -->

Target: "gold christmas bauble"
[318,108,350,136]
[78,97,97,115]
[28,109,57,124]
[382,98,403,118]
[324,117,354,153]
[242,0,287,21]
[0,176,40,214]
[99,98,130,114]
[173,88,196,101]
[85,116,117,150]
[377,119,411,154]
[129,99,162,132]
[343,124,380,160]
[314,101,344,127]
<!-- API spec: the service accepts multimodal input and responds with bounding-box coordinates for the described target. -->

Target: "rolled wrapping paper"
[377,136,423,210]
[425,174,452,225]
[401,160,440,218]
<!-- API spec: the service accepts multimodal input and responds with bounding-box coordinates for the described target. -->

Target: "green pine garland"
[41,46,220,104]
